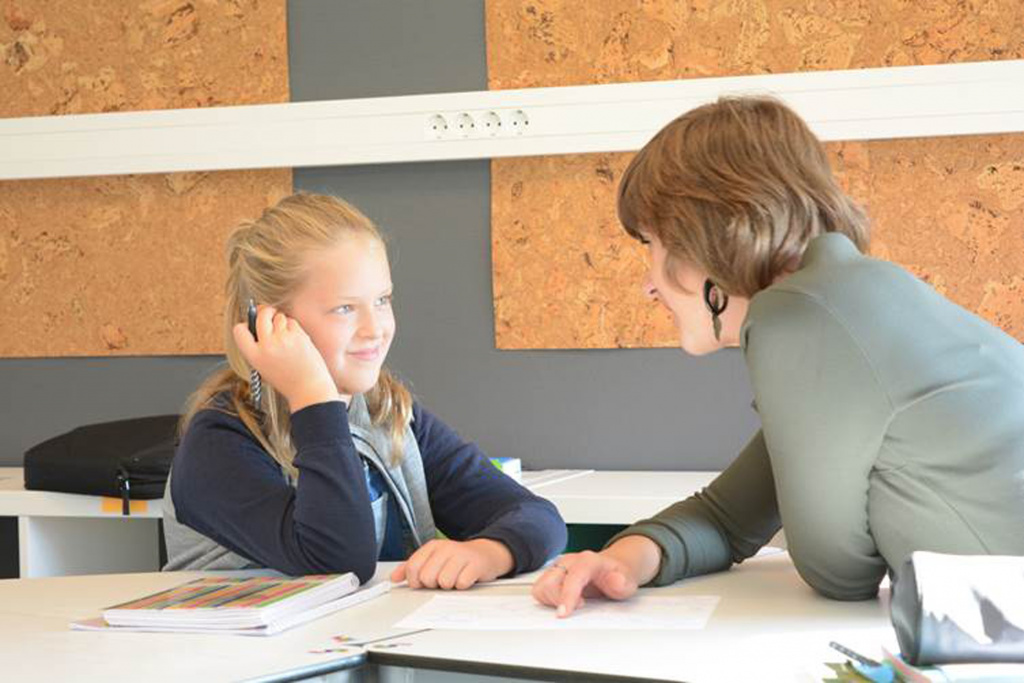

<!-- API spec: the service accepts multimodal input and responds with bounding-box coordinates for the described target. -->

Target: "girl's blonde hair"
[618,96,869,297]
[181,192,413,477]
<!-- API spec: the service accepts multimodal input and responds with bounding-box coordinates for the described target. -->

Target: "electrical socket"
[425,114,448,140]
[479,111,502,137]
[506,109,529,135]
[454,112,475,138]
[423,109,529,140]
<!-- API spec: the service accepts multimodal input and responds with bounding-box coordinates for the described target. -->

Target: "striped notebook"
[88,573,381,634]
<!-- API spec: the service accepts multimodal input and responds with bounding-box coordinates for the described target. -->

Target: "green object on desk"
[824,661,898,683]
[488,457,522,482]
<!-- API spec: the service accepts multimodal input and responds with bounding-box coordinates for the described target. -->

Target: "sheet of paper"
[394,594,719,630]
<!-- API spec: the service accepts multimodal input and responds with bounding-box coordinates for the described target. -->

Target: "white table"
[382,552,898,682]
[0,467,161,578]
[0,554,903,683]
[523,469,719,524]
[0,569,367,683]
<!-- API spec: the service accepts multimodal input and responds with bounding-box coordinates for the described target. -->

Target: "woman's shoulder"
[748,234,916,340]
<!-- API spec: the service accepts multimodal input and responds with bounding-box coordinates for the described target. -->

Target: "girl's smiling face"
[288,233,395,401]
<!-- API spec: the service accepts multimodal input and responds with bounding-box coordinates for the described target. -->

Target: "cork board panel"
[0,0,291,357]
[487,0,1024,349]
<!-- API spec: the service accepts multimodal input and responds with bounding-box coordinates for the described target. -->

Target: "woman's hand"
[531,535,662,617]
[232,305,340,412]
[391,539,514,590]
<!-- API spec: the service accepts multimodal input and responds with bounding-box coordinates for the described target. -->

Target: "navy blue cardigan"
[169,400,567,581]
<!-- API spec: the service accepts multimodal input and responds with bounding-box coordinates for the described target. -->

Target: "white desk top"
[525,469,719,524]
[0,570,377,682]
[385,553,895,682]
[0,467,161,518]
[0,554,899,683]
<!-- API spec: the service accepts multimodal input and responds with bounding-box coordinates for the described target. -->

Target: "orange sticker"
[100,497,149,515]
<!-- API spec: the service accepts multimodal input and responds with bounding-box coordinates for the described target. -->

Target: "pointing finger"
[557,564,593,618]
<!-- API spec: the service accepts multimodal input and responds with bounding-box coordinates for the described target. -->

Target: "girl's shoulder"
[177,395,277,471]
[183,392,247,435]
[408,401,445,440]
[185,404,248,435]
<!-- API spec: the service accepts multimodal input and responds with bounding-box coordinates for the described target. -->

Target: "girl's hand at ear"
[233,305,340,412]
[390,539,514,590]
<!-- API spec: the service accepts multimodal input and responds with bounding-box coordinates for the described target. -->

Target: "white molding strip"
[1,60,1023,180]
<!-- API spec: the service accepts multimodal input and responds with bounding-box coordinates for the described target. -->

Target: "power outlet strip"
[424,109,529,140]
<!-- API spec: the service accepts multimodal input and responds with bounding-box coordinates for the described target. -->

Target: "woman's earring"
[703,279,729,341]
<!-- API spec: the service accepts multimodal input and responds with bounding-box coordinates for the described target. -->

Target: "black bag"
[24,415,179,515]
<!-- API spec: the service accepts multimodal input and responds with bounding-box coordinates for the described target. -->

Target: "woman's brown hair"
[618,95,869,297]
[180,192,413,478]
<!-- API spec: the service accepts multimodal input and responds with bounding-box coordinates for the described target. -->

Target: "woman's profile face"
[640,232,720,356]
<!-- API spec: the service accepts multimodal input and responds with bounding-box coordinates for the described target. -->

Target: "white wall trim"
[1,60,1022,180]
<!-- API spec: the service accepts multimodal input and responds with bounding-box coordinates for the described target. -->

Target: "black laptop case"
[24,415,179,514]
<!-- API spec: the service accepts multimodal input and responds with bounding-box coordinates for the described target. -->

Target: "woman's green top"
[612,233,1024,600]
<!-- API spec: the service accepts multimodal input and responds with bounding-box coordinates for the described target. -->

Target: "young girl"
[163,193,566,586]
[533,96,1024,616]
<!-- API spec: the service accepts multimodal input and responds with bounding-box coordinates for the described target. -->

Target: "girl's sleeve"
[170,401,379,580]
[414,403,568,574]
[605,430,783,586]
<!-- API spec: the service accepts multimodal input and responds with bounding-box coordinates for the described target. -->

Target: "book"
[71,573,389,636]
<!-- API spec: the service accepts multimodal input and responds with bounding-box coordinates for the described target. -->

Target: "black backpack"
[24,415,179,515]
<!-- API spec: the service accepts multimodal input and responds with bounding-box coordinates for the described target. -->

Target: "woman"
[533,96,1024,617]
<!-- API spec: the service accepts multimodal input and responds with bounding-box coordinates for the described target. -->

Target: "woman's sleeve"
[606,429,783,586]
[171,402,379,581]
[414,403,568,574]
[743,289,892,600]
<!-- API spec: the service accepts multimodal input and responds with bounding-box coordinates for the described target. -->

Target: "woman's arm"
[171,402,379,580]
[607,429,782,585]
[531,432,780,616]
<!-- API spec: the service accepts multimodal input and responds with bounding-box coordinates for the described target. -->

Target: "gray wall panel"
[288,0,488,99]
[0,357,223,465]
